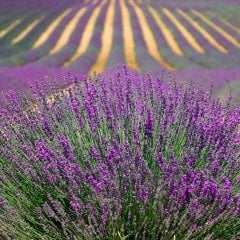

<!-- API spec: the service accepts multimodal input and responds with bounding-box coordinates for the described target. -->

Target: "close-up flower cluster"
[0,67,239,239]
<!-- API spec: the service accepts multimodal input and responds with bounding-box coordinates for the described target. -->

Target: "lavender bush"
[0,67,239,239]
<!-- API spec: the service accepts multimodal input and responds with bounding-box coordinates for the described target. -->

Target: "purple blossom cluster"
[0,67,240,239]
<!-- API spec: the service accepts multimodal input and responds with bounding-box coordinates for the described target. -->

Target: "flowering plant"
[0,67,239,239]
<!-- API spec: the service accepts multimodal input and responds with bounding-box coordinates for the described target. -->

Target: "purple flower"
[144,108,154,138]
[0,67,239,239]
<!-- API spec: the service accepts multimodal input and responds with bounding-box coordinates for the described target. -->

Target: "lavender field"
[0,0,240,239]
[0,0,239,103]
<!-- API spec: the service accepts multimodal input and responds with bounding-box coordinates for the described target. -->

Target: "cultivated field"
[0,0,239,71]
[0,0,239,105]
[0,1,240,239]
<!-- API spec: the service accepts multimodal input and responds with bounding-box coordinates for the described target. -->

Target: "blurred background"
[0,0,239,105]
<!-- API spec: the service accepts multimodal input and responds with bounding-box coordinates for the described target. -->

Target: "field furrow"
[0,10,47,60]
[0,10,22,26]
[0,7,80,66]
[104,0,125,70]
[120,0,140,71]
[0,0,238,76]
[11,16,44,44]
[149,6,184,57]
[32,8,72,49]
[139,3,186,71]
[89,0,116,75]
[155,8,200,69]
[207,11,240,35]
[0,19,22,38]
[177,9,228,53]
[49,7,88,55]
[191,9,240,49]
[219,18,240,35]
[63,0,107,68]
[129,1,175,71]
[63,0,109,75]
[162,7,205,54]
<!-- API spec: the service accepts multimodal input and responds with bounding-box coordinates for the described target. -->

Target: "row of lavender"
[0,0,84,9]
[0,0,239,70]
